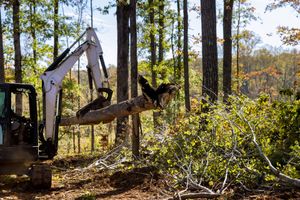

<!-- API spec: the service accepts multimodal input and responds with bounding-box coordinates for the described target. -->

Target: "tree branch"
[60,95,153,126]
[60,84,179,126]
[242,115,300,188]
[166,192,221,200]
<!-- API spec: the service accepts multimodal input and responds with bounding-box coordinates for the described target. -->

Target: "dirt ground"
[0,155,166,200]
[0,155,299,200]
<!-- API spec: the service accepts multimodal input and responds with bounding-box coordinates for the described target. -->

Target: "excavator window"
[11,90,30,118]
[10,89,32,145]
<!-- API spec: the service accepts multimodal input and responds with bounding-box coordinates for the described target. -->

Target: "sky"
[89,0,299,66]
[1,0,299,66]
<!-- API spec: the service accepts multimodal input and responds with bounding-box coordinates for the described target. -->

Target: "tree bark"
[153,0,165,129]
[201,0,218,102]
[0,8,5,83]
[158,0,164,64]
[183,0,190,111]
[223,0,234,102]
[148,0,159,130]
[30,0,37,67]
[176,0,182,80]
[73,127,76,153]
[171,16,176,80]
[149,0,157,88]
[90,0,94,153]
[130,0,139,158]
[13,0,22,114]
[77,127,81,153]
[116,1,130,143]
[90,83,94,152]
[53,0,59,60]
[236,0,241,93]
[60,84,179,126]
[61,96,156,126]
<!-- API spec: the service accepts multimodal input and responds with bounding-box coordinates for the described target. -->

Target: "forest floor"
[0,154,299,200]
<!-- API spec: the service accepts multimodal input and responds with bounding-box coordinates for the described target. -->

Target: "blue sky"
[1,0,299,66]
[91,0,299,66]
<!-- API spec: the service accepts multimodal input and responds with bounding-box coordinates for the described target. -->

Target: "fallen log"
[60,83,179,126]
[165,192,221,200]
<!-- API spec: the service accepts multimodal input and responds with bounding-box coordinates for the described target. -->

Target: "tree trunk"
[116,1,130,143]
[0,8,5,83]
[90,0,95,153]
[183,0,190,111]
[130,0,139,158]
[73,127,76,153]
[240,59,250,95]
[60,84,179,126]
[236,0,241,93]
[154,0,165,129]
[30,1,37,66]
[148,0,159,131]
[171,16,176,79]
[223,0,234,102]
[176,0,182,81]
[77,44,81,153]
[201,0,218,102]
[90,87,95,152]
[13,0,22,114]
[158,0,164,64]
[149,0,157,88]
[53,0,59,60]
[77,127,81,153]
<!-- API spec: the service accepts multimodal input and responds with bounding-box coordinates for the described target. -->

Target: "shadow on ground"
[0,155,161,200]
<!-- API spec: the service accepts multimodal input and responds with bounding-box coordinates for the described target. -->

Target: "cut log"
[60,83,179,126]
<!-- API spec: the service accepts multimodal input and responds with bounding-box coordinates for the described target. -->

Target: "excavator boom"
[40,27,112,158]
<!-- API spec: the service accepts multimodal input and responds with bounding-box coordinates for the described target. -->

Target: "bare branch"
[239,113,300,188]
[188,179,215,194]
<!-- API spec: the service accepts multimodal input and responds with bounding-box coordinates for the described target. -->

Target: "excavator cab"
[0,83,38,169]
[0,83,38,175]
[0,83,51,189]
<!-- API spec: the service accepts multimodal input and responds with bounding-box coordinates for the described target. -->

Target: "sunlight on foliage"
[141,94,300,190]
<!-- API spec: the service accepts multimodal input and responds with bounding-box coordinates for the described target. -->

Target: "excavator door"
[0,83,38,175]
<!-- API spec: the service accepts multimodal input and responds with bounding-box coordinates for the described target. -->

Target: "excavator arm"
[39,27,112,158]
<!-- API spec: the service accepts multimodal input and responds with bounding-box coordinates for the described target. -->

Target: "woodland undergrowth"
[137,94,300,196]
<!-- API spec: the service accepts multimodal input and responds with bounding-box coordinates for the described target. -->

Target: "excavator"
[0,27,113,188]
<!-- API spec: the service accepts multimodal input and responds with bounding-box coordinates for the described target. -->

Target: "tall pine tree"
[223,0,234,102]
[116,0,130,143]
[13,0,22,114]
[201,0,218,102]
[183,0,190,111]
[0,7,4,83]
[130,0,139,158]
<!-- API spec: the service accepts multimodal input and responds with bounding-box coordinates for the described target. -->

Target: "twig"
[176,189,188,200]
[238,181,252,192]
[188,180,216,194]
[86,144,126,168]
[165,192,221,200]
[51,166,68,171]
[220,168,229,192]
